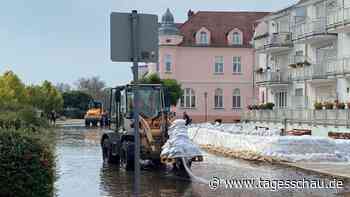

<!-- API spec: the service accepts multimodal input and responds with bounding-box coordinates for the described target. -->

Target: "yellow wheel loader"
[100,84,201,172]
[84,101,103,127]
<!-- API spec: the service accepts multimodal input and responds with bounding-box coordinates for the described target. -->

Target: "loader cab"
[110,84,171,132]
[88,100,102,111]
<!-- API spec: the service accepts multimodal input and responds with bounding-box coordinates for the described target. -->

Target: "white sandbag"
[161,119,203,159]
[188,125,349,163]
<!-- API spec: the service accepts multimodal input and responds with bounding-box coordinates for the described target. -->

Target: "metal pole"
[204,92,208,122]
[131,10,140,197]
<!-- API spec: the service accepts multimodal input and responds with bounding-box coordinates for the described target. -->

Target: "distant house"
[148,9,269,122]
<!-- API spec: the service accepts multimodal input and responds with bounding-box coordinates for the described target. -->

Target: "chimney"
[187,9,194,19]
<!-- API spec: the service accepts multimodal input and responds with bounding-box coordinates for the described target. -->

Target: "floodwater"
[55,124,350,197]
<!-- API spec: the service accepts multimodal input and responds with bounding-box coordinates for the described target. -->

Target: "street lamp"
[204,92,208,122]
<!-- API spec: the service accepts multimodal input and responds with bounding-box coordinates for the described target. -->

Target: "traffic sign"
[110,12,158,63]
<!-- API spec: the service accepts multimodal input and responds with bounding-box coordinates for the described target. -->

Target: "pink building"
[149,9,269,122]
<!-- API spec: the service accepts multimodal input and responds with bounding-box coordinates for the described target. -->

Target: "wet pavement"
[55,123,350,197]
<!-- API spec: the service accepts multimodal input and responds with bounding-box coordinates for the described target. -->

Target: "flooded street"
[55,124,350,197]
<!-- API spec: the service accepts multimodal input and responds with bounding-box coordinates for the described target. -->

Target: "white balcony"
[242,109,350,126]
[292,96,307,109]
[292,18,337,44]
[256,32,293,53]
[288,55,312,81]
[256,71,289,86]
[327,7,350,32]
[312,57,350,78]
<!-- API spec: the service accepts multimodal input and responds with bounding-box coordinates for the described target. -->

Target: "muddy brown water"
[55,124,350,197]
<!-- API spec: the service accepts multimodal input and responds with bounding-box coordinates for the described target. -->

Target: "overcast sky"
[0,0,297,87]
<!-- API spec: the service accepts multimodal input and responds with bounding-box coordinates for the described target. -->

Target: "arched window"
[232,88,241,108]
[180,88,196,108]
[164,54,172,73]
[199,31,208,44]
[232,32,242,45]
[214,88,223,108]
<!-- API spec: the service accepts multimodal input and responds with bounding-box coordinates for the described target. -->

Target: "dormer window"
[232,32,241,45]
[200,32,208,44]
[228,28,243,45]
[196,27,210,45]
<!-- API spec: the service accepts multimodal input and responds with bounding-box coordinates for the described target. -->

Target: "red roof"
[178,11,270,47]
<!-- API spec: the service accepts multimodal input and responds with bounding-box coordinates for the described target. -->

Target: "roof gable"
[178,11,270,47]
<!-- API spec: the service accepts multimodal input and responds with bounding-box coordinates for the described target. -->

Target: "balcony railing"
[256,32,292,52]
[291,96,307,109]
[313,57,350,78]
[266,32,292,47]
[288,57,350,80]
[327,7,350,27]
[242,109,350,126]
[256,71,289,84]
[292,17,328,41]
[288,55,312,81]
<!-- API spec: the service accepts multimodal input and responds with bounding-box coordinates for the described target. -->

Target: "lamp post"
[204,92,208,122]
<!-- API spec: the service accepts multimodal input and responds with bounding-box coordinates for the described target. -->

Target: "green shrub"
[314,102,323,110]
[0,129,56,197]
[0,103,48,130]
[265,102,275,110]
[324,101,334,110]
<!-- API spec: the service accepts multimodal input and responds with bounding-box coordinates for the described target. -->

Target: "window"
[164,54,172,73]
[295,7,306,23]
[214,56,224,73]
[180,88,196,108]
[232,88,241,108]
[232,56,242,73]
[295,88,303,96]
[275,91,287,108]
[199,31,208,44]
[214,88,224,108]
[232,32,242,45]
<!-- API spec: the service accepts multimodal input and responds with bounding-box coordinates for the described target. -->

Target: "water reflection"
[55,125,350,197]
[99,165,193,197]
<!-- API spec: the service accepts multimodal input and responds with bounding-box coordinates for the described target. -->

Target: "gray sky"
[0,0,297,87]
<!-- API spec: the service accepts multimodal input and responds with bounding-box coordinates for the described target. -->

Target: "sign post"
[110,10,158,196]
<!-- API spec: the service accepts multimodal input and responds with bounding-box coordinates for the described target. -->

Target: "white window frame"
[214,88,224,109]
[164,54,172,73]
[180,88,196,108]
[275,91,288,108]
[232,88,241,109]
[232,56,242,73]
[214,56,224,74]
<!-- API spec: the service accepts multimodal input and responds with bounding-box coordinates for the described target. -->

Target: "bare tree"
[55,82,71,93]
[75,76,106,101]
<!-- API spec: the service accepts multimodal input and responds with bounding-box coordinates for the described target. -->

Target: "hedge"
[0,129,56,197]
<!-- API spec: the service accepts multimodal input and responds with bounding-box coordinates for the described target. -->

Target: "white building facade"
[253,0,350,110]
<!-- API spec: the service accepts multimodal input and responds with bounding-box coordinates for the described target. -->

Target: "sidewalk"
[282,162,350,179]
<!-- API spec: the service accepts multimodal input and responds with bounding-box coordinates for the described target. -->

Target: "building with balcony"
[249,0,350,124]
[147,9,269,122]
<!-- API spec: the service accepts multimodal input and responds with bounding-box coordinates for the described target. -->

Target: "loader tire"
[85,120,90,127]
[102,138,120,165]
[121,141,135,171]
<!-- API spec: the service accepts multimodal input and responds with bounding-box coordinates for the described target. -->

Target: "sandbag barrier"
[200,144,287,163]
